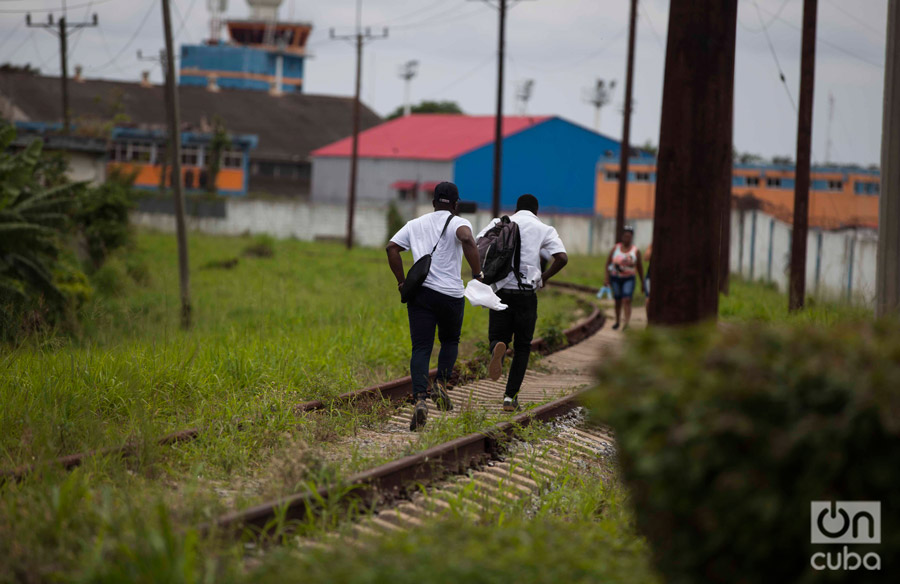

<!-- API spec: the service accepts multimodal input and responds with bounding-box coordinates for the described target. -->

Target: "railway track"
[204,303,646,541]
[1,282,604,482]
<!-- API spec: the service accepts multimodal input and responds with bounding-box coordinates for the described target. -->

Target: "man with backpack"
[476,194,568,411]
[386,182,484,431]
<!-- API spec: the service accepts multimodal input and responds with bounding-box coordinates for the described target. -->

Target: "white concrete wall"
[732,208,878,304]
[311,157,453,205]
[133,200,878,305]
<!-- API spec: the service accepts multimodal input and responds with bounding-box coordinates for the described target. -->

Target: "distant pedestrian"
[604,225,644,330]
[478,194,568,411]
[644,242,653,311]
[386,182,484,431]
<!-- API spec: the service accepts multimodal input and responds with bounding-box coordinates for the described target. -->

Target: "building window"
[397,188,415,201]
[108,142,128,162]
[827,180,843,191]
[746,176,760,186]
[128,141,153,163]
[222,150,243,169]
[605,171,619,181]
[766,177,782,188]
[634,171,651,182]
[181,147,199,166]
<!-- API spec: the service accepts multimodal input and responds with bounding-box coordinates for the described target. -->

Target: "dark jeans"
[489,290,538,399]
[407,286,465,399]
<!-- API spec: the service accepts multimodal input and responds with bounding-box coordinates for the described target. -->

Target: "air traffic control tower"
[179,0,311,94]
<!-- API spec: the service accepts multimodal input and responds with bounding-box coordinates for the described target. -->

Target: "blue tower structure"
[179,0,310,94]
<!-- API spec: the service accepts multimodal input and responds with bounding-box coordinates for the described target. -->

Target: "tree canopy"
[386,100,463,120]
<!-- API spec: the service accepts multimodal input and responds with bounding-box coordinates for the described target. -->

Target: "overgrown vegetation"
[587,322,900,583]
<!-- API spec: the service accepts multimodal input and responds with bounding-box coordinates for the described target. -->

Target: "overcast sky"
[1,0,888,166]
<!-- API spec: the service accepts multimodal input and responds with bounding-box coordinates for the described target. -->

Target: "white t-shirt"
[390,210,473,298]
[477,210,566,291]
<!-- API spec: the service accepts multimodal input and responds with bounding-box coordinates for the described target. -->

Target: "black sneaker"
[612,322,620,330]
[502,396,520,412]
[489,342,506,381]
[410,399,428,431]
[431,380,454,411]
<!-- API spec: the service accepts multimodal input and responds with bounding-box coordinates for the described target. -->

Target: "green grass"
[0,229,596,582]
[0,230,583,469]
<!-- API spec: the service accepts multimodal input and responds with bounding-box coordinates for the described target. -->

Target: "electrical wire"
[87,0,157,72]
[738,0,793,33]
[173,0,199,43]
[30,26,55,70]
[753,0,797,112]
[367,0,446,27]
[391,3,478,30]
[6,28,33,60]
[824,0,884,38]
[421,57,493,100]
[639,1,665,51]
[0,0,115,13]
[0,20,22,53]
[67,0,94,55]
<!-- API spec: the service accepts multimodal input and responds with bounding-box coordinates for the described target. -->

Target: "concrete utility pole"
[649,0,738,325]
[615,0,638,244]
[398,60,419,117]
[26,11,98,134]
[876,0,900,316]
[330,0,388,250]
[789,0,818,312]
[161,0,192,329]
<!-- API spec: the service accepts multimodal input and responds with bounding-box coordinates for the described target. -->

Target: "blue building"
[311,114,644,214]
[180,19,311,94]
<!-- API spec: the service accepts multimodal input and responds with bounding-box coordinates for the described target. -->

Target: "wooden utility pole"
[161,0,192,328]
[330,0,388,250]
[492,0,507,218]
[615,0,638,243]
[876,0,900,316]
[788,0,818,312]
[649,0,738,325]
[26,12,98,135]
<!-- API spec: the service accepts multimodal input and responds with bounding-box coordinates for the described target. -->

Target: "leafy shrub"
[74,167,137,267]
[536,314,567,352]
[386,201,405,243]
[242,234,275,258]
[586,322,900,584]
[0,126,81,339]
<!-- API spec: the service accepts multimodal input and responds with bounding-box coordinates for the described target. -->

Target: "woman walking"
[603,225,645,330]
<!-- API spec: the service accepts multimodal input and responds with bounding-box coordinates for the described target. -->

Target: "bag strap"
[430,213,455,255]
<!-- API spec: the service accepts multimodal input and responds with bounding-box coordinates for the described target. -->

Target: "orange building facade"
[595,158,881,229]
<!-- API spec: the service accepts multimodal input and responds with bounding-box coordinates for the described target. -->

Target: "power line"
[824,0,884,38]
[0,20,22,53]
[368,0,445,27]
[392,3,483,31]
[753,0,797,112]
[421,57,493,100]
[738,0,793,33]
[173,0,199,42]
[639,1,665,51]
[0,0,114,13]
[88,0,157,72]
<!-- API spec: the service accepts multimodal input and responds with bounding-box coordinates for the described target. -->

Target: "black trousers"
[489,290,538,398]
[407,286,465,399]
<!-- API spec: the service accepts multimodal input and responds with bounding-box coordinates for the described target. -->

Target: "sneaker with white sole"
[502,396,520,412]
[409,399,428,431]
[489,342,506,381]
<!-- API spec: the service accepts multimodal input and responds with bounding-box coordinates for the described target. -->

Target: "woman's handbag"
[400,214,454,304]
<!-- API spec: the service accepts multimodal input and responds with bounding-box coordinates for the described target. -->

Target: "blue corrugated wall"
[179,44,304,92]
[452,117,623,215]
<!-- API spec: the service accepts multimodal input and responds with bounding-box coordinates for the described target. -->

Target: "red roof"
[310,114,552,161]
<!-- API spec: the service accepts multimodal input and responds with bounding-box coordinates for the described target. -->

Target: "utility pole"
[161,0,192,329]
[876,0,900,316]
[26,11,98,135]
[583,79,616,132]
[615,0,638,243]
[471,0,534,216]
[330,0,388,250]
[398,59,419,117]
[515,79,534,115]
[789,0,818,312]
[649,0,738,325]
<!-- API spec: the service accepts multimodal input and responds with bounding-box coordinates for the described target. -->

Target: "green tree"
[0,126,80,337]
[386,100,463,120]
[205,115,231,195]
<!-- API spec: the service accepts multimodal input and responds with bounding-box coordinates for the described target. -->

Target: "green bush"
[74,167,137,267]
[586,322,900,584]
[242,234,275,258]
[386,201,405,243]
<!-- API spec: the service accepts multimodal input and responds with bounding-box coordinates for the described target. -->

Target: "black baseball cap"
[433,181,460,204]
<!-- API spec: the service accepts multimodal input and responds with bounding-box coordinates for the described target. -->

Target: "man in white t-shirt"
[476,194,568,411]
[386,182,484,431]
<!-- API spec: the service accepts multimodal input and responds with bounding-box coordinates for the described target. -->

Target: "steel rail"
[201,391,585,535]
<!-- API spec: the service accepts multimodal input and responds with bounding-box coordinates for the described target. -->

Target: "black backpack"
[476,216,529,288]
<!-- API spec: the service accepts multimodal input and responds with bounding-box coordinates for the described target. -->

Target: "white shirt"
[477,210,566,291]
[390,210,473,298]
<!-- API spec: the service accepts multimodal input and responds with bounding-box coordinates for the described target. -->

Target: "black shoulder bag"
[399,214,455,304]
